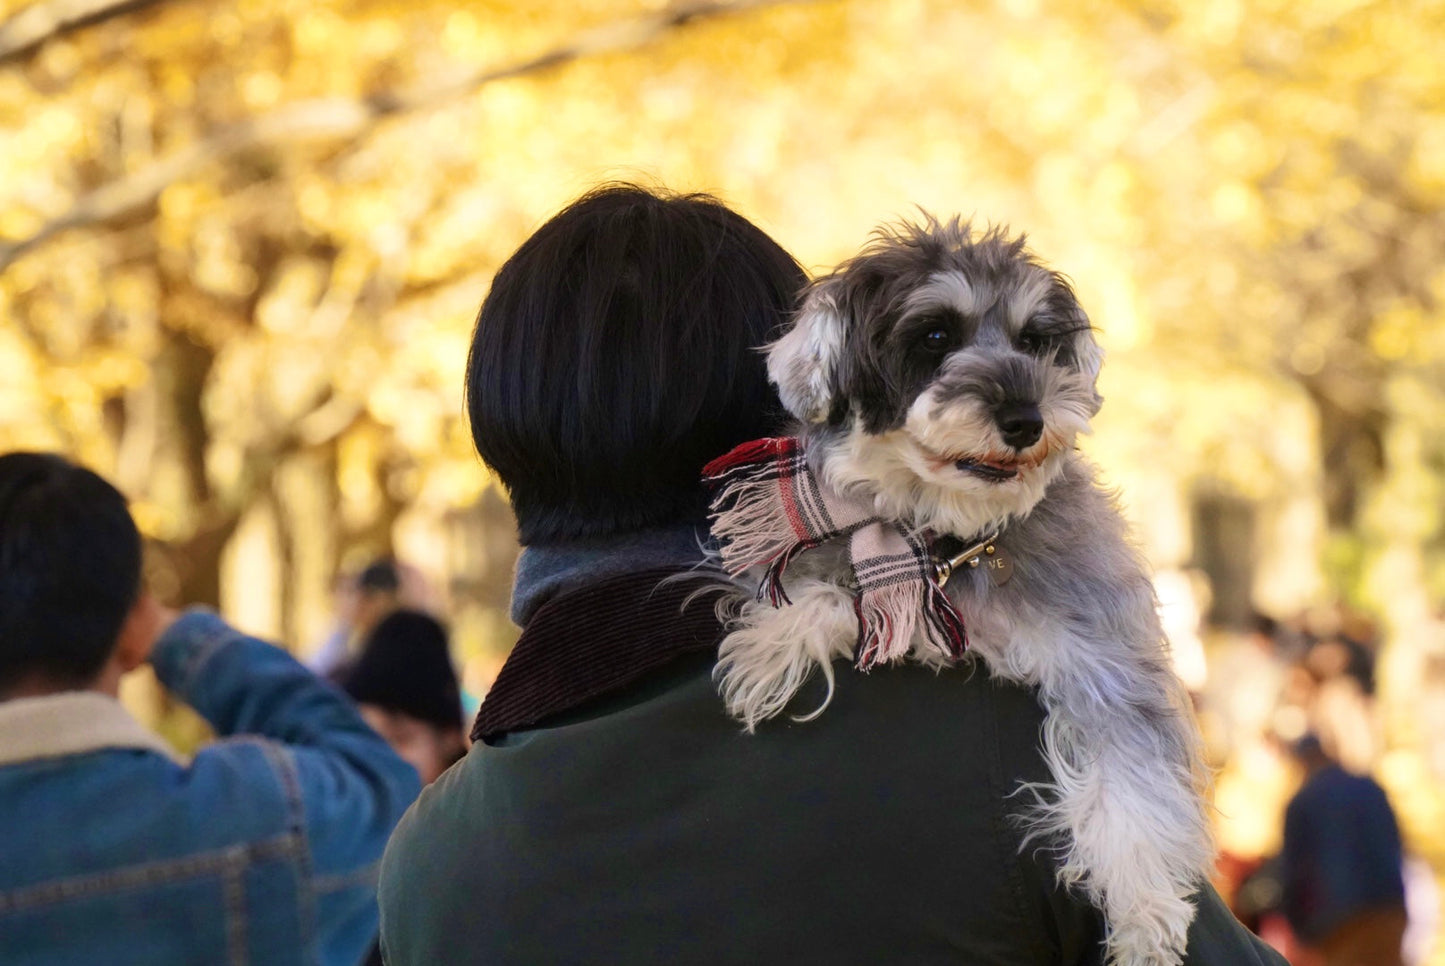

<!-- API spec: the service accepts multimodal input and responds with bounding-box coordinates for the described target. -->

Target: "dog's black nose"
[996,402,1044,449]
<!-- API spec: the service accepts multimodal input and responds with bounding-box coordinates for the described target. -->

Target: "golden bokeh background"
[2,0,1443,959]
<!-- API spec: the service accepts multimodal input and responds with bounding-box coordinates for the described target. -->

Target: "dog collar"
[932,529,1013,588]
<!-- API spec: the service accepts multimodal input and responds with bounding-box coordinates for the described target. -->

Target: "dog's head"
[768,216,1103,536]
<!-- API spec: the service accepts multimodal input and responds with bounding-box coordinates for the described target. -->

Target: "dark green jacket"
[378,573,1285,966]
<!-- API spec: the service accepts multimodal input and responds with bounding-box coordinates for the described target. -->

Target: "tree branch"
[0,0,808,272]
[0,0,172,64]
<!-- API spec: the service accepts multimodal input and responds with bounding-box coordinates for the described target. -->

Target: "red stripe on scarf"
[777,447,808,543]
[701,437,794,479]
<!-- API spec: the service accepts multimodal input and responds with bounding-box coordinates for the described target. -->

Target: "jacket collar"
[0,691,185,768]
[472,567,729,743]
[510,525,710,626]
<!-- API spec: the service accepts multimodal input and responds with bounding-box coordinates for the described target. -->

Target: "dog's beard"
[812,366,1098,539]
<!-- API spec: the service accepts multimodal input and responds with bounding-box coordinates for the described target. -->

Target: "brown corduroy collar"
[470,567,729,743]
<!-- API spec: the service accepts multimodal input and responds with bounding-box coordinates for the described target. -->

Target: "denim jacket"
[0,610,421,966]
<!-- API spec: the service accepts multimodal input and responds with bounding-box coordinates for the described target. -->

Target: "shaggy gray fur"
[712,217,1213,966]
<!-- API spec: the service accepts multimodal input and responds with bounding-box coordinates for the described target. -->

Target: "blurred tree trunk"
[151,311,234,607]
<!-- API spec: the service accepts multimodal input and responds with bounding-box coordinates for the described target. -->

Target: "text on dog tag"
[966,542,1013,587]
[984,547,1013,586]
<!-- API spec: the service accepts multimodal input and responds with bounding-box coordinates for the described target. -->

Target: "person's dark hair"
[1288,732,1331,769]
[466,183,807,544]
[356,559,400,594]
[1249,611,1278,640]
[342,609,462,730]
[0,452,142,693]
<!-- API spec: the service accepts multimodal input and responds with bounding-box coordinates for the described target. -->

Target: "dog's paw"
[1102,893,1193,966]
[714,580,858,730]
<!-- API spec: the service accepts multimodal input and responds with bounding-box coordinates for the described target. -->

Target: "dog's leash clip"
[933,529,1006,588]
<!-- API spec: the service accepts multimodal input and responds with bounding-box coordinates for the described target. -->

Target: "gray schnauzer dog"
[706,218,1213,966]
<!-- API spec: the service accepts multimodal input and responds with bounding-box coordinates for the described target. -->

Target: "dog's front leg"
[715,579,859,731]
[1033,694,1207,966]
[966,602,1210,966]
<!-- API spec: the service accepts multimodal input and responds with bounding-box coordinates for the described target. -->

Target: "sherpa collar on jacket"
[471,566,728,743]
[0,690,185,767]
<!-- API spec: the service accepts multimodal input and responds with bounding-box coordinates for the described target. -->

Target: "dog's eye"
[1019,329,1078,366]
[1018,330,1052,355]
[922,329,953,353]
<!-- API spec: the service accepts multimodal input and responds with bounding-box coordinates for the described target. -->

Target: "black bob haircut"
[0,452,142,693]
[466,184,807,545]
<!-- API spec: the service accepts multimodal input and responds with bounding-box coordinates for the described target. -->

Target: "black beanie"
[343,610,462,731]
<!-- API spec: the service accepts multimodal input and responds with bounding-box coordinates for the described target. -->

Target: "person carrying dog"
[0,452,421,965]
[376,183,1285,965]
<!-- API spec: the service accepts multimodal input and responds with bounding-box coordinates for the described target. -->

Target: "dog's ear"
[1079,335,1105,416]
[1074,320,1104,388]
[1072,307,1105,415]
[1046,271,1105,414]
[767,281,848,424]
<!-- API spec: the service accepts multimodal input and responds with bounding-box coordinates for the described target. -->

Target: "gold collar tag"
[933,530,1013,588]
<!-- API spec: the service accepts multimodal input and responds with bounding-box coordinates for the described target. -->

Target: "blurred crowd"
[316,559,469,787]
[1194,606,1431,966]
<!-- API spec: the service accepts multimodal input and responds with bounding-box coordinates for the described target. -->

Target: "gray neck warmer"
[510,525,715,627]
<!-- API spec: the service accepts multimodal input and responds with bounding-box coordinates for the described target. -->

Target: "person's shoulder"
[443,651,1055,832]
[379,751,478,896]
[1299,764,1383,801]
[1185,884,1291,965]
[154,736,297,831]
[790,656,1050,758]
[0,741,300,882]
[378,755,492,964]
[495,651,1050,771]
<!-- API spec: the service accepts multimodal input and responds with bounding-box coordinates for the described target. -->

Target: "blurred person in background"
[1281,733,1407,966]
[309,558,405,677]
[0,451,421,966]
[1302,626,1381,775]
[341,608,467,786]
[311,557,442,680]
[339,608,467,966]
[376,183,1284,964]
